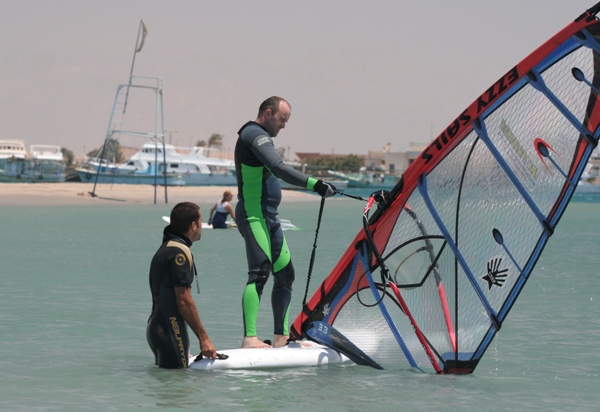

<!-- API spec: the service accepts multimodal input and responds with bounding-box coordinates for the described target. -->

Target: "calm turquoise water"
[1,192,599,411]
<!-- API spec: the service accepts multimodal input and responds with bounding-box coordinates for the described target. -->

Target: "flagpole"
[123,19,147,114]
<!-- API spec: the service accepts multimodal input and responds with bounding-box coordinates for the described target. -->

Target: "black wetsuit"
[146,226,196,368]
[234,121,317,337]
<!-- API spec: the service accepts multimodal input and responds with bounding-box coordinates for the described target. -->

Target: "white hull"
[0,172,65,183]
[77,169,186,186]
[188,341,347,370]
[117,143,236,186]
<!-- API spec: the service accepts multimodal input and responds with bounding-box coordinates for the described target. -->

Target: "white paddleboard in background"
[161,216,299,231]
[188,341,348,370]
[161,215,236,229]
[278,219,300,231]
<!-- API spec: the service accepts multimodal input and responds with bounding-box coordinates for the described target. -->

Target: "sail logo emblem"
[322,303,331,317]
[483,257,508,289]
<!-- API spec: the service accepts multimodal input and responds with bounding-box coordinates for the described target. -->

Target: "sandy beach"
[0,183,318,206]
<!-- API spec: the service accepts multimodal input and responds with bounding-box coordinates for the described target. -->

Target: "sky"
[0,0,595,159]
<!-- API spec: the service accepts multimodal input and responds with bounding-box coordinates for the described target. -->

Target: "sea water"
[1,191,599,411]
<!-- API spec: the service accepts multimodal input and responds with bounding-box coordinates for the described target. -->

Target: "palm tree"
[208,133,223,149]
[87,138,124,163]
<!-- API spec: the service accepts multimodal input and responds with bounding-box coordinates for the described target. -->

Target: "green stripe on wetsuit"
[241,164,272,260]
[307,176,318,191]
[236,122,317,338]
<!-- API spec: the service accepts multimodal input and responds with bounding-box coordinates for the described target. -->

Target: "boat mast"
[90,20,169,203]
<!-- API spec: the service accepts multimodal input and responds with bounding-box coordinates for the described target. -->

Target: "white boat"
[575,161,600,193]
[77,162,186,186]
[120,143,236,186]
[0,140,27,182]
[0,140,66,183]
[29,144,66,182]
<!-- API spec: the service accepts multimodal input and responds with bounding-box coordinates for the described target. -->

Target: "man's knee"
[247,261,272,295]
[274,263,295,289]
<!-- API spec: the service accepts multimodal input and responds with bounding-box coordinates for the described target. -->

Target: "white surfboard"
[188,341,348,370]
[161,215,236,229]
[161,216,298,231]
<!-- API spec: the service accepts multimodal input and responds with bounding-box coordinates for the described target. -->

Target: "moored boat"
[29,144,66,182]
[120,143,236,186]
[328,168,399,189]
[76,162,186,186]
[0,140,66,183]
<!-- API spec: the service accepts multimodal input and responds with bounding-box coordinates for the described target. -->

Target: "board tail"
[305,321,383,369]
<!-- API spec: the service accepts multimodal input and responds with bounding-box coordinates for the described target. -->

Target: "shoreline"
[0,183,319,206]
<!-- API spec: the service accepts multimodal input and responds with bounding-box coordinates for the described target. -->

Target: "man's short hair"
[258,96,290,117]
[170,202,200,233]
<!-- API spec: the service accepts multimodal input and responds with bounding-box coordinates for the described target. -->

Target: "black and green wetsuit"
[235,121,317,337]
[146,227,196,368]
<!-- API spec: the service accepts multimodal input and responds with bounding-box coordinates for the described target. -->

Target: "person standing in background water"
[208,190,236,229]
[234,96,336,349]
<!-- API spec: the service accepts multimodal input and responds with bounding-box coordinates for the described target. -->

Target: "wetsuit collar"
[162,225,193,246]
[238,121,267,136]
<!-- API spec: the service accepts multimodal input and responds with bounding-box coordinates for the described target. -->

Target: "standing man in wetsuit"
[235,96,336,349]
[147,202,217,368]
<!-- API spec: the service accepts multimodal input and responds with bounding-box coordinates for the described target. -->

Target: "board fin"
[305,321,383,369]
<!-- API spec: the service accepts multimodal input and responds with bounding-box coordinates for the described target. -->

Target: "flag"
[135,20,148,53]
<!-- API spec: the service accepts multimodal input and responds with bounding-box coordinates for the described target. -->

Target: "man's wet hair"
[170,202,200,234]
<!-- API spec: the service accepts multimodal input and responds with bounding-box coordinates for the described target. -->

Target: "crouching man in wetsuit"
[235,96,336,349]
[147,202,217,368]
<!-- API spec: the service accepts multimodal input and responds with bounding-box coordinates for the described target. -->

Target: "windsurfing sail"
[291,2,600,374]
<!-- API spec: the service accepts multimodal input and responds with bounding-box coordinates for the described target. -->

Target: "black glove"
[313,180,337,198]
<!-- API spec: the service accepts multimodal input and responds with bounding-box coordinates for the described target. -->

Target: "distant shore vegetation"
[85,138,125,164]
[301,154,362,175]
